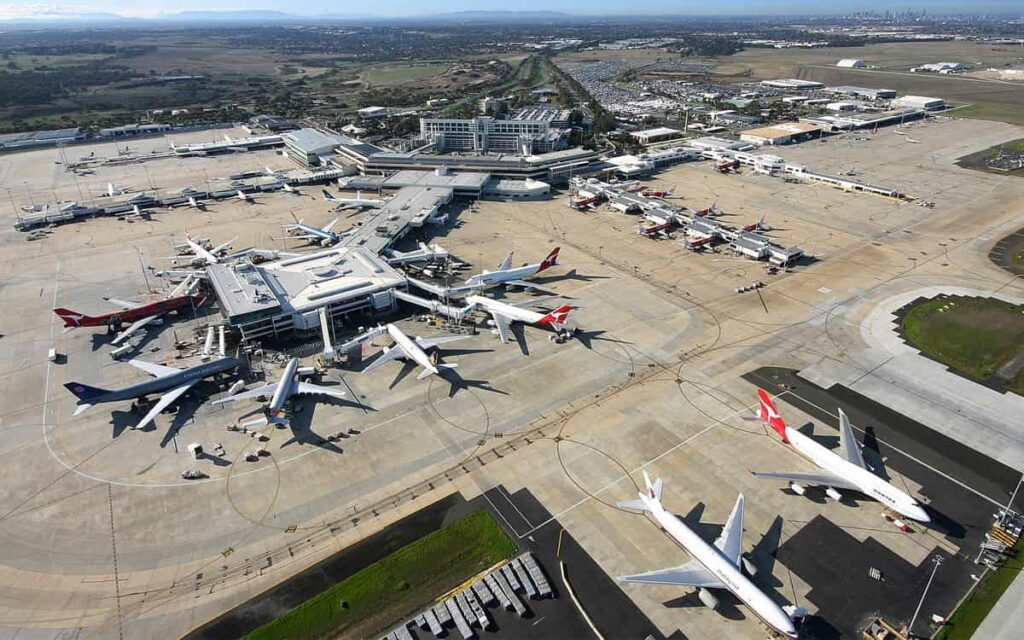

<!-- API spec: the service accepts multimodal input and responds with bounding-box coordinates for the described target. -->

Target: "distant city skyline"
[1,0,1022,20]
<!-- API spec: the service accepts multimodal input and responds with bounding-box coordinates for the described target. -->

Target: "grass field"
[902,297,1024,389]
[245,509,516,640]
[933,537,1024,640]
[361,63,450,87]
[956,138,1024,178]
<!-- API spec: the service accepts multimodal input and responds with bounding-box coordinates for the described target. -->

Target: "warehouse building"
[892,95,946,111]
[911,62,967,74]
[631,127,682,144]
[827,86,897,100]
[282,129,350,167]
[739,122,822,146]
[0,127,84,150]
[836,58,867,68]
[512,106,573,129]
[760,79,825,90]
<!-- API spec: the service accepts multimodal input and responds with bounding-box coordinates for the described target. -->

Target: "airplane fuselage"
[71,357,245,406]
[58,295,201,328]
[465,264,541,287]
[268,358,298,416]
[388,325,439,375]
[784,427,927,521]
[647,497,798,639]
[465,296,544,324]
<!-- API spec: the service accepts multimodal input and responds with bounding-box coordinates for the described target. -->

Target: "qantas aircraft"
[54,277,202,345]
[751,389,930,523]
[159,234,235,267]
[619,472,799,639]
[464,295,573,345]
[463,247,560,294]
[211,358,345,426]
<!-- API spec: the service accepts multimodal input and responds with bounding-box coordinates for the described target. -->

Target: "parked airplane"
[464,295,573,345]
[750,389,930,523]
[283,213,344,246]
[64,355,247,431]
[618,472,799,639]
[159,234,236,267]
[211,357,344,425]
[463,247,561,294]
[641,186,674,198]
[54,277,202,345]
[384,243,450,266]
[95,182,135,197]
[322,189,384,211]
[282,183,300,195]
[236,190,256,203]
[347,324,468,381]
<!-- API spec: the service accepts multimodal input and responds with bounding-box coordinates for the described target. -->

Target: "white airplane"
[619,472,799,639]
[187,196,205,210]
[159,235,236,267]
[95,182,135,197]
[384,242,450,266]
[211,357,345,426]
[751,389,930,523]
[236,190,255,203]
[347,324,469,381]
[282,183,300,195]
[322,189,384,211]
[464,247,560,294]
[283,213,345,246]
[464,295,573,345]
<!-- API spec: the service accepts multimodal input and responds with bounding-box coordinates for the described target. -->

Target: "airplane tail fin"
[618,470,663,511]
[321,189,335,201]
[537,304,572,327]
[538,247,560,272]
[64,381,110,402]
[53,308,94,327]
[757,388,789,443]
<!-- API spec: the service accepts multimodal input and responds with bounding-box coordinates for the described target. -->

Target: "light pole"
[908,555,943,637]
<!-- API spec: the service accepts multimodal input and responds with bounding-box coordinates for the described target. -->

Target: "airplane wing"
[211,383,279,405]
[362,347,406,374]
[415,335,470,350]
[487,310,513,344]
[837,409,867,469]
[133,381,197,431]
[620,560,725,588]
[106,297,141,309]
[111,315,160,345]
[503,280,557,295]
[751,470,860,491]
[127,359,183,378]
[713,494,745,566]
[294,381,346,400]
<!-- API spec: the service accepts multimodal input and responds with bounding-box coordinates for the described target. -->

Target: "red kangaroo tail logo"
[757,388,789,443]
[538,247,560,272]
[539,304,572,326]
[53,308,89,327]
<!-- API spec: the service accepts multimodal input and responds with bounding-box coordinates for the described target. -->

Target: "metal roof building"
[207,247,405,339]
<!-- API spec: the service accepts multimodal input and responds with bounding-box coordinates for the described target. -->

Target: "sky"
[1,0,1022,19]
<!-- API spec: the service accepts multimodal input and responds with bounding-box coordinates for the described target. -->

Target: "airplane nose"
[911,503,931,523]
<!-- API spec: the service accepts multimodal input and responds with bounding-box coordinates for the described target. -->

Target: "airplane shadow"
[278,400,344,454]
[750,516,786,591]
[921,505,967,539]
[442,369,508,399]
[795,422,839,450]
[672,502,723,542]
[663,589,747,621]
[860,426,890,480]
[573,328,631,350]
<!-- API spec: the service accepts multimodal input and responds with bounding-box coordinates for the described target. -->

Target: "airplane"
[906,138,921,144]
[641,186,674,198]
[463,247,561,294]
[94,182,136,198]
[210,357,345,426]
[464,295,574,345]
[384,242,450,266]
[159,234,236,267]
[742,214,768,232]
[750,388,930,523]
[126,205,149,220]
[236,190,256,203]
[570,195,601,210]
[637,220,675,239]
[693,202,719,217]
[283,213,344,246]
[346,324,469,381]
[187,196,205,210]
[64,355,247,432]
[322,189,384,212]
[618,472,799,640]
[715,160,740,174]
[282,183,301,195]
[54,277,203,345]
